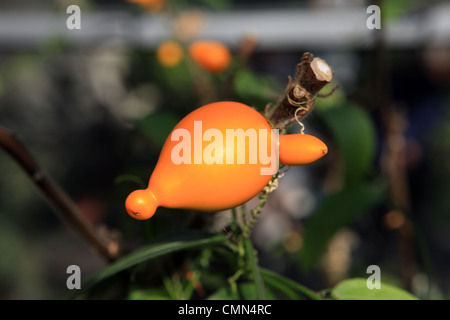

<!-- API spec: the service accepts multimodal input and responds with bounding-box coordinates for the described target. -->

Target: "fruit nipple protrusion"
[125,189,159,220]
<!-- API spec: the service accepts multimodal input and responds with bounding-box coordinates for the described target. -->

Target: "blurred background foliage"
[0,0,449,300]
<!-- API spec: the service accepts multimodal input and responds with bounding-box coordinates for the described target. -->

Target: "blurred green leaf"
[260,268,320,300]
[137,110,180,147]
[319,104,376,186]
[151,55,193,94]
[195,0,232,10]
[382,0,421,21]
[331,278,418,300]
[0,215,46,298]
[300,183,385,271]
[208,282,275,300]
[234,69,281,107]
[128,287,171,300]
[314,82,346,111]
[75,232,227,298]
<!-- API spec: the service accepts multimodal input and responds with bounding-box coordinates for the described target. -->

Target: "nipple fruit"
[126,101,327,220]
[156,40,183,67]
[189,40,231,73]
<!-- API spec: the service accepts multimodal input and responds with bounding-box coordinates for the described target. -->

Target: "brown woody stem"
[267,52,332,129]
[0,126,119,263]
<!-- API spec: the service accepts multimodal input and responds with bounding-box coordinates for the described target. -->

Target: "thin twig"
[0,126,119,263]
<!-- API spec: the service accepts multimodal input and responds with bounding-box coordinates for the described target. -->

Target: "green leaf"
[300,183,385,271]
[74,232,227,298]
[208,282,275,300]
[331,278,418,300]
[319,104,376,186]
[234,69,281,107]
[128,287,171,300]
[195,0,232,10]
[314,83,346,111]
[137,110,180,147]
[382,0,421,21]
[260,268,321,300]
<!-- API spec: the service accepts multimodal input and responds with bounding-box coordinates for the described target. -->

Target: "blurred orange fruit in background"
[189,40,232,73]
[127,0,165,13]
[156,40,184,67]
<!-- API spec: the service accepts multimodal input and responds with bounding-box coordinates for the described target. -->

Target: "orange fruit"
[189,40,231,73]
[279,134,327,166]
[127,0,165,13]
[125,101,327,220]
[156,40,183,67]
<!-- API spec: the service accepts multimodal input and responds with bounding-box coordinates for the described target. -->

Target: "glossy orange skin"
[279,134,327,166]
[189,41,231,73]
[125,101,327,220]
[127,102,274,219]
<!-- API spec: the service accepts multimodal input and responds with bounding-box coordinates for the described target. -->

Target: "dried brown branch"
[267,52,333,129]
[0,126,119,263]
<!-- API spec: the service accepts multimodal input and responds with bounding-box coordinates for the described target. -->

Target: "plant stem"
[240,204,247,225]
[230,207,239,236]
[242,166,286,238]
[0,126,119,263]
[244,237,265,300]
[242,191,269,238]
[227,269,244,295]
[267,52,332,129]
